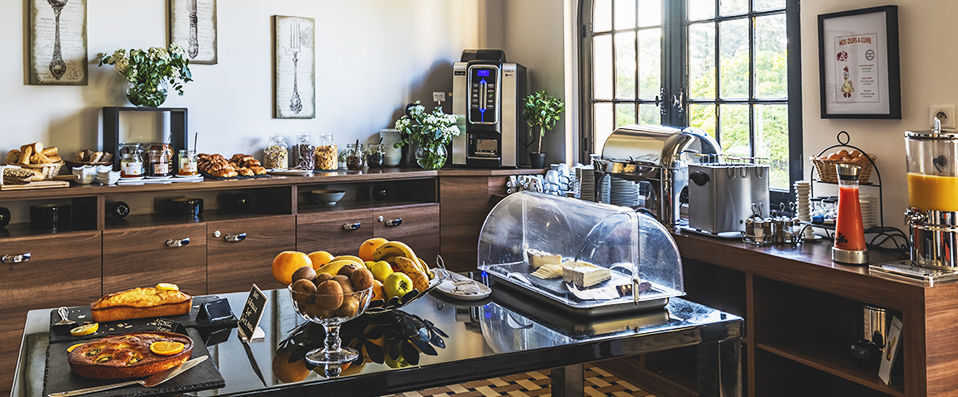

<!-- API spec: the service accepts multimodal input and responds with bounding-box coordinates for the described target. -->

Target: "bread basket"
[811,154,875,184]
[21,161,64,180]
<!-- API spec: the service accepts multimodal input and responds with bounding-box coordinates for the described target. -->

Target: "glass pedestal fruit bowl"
[288,283,374,365]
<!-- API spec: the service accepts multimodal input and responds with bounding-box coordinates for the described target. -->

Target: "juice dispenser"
[905,121,958,268]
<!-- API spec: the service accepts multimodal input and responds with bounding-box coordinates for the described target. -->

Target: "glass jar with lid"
[315,133,338,171]
[291,134,315,170]
[178,150,198,176]
[264,134,289,169]
[119,143,144,178]
[148,147,171,177]
[365,144,385,169]
[346,143,365,170]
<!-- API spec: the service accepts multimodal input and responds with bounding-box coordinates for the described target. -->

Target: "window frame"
[578,0,803,205]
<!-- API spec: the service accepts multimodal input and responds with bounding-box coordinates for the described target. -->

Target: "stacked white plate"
[794,181,813,239]
[599,174,611,204]
[575,166,595,201]
[610,176,639,207]
[860,194,878,230]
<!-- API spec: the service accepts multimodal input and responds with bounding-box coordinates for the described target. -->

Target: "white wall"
[800,0,958,226]
[0,0,484,157]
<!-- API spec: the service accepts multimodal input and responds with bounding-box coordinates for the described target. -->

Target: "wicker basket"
[21,161,64,181]
[810,155,875,184]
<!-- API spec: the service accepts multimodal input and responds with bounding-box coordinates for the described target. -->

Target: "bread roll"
[19,145,32,165]
[41,147,58,156]
[6,150,19,165]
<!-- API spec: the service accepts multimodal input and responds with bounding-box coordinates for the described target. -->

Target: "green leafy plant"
[394,101,461,169]
[98,45,193,107]
[522,90,564,153]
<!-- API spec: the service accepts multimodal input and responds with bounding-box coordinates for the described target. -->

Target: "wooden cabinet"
[375,204,440,263]
[0,231,101,392]
[207,215,295,294]
[103,224,208,295]
[297,209,373,254]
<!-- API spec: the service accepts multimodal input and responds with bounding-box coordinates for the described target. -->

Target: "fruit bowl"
[288,284,374,365]
[365,257,448,314]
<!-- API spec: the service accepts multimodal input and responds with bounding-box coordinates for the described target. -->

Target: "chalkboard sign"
[237,284,268,342]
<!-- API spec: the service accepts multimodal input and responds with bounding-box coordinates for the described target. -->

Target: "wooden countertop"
[438,168,547,176]
[0,168,437,200]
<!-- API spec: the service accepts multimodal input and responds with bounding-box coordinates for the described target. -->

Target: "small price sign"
[237,284,267,342]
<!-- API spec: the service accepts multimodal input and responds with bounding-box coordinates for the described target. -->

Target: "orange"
[150,341,185,356]
[67,343,84,353]
[307,251,335,271]
[358,238,389,261]
[273,251,313,285]
[370,279,385,301]
[273,350,310,383]
[70,323,98,336]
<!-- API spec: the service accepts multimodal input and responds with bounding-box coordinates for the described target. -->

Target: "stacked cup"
[794,181,814,240]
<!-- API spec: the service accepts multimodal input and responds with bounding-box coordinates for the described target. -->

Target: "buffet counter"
[11,287,742,397]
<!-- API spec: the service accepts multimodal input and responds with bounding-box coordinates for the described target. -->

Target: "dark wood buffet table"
[11,288,742,396]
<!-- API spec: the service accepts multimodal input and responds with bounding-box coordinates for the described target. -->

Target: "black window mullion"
[748,2,756,158]
[713,0,721,145]
[634,0,640,123]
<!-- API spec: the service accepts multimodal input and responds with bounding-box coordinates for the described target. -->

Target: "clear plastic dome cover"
[478,192,684,311]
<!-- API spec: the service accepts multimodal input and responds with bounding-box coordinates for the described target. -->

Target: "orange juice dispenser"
[833,164,868,264]
[905,122,958,268]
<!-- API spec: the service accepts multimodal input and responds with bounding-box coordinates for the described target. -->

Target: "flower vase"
[416,145,447,170]
[126,79,169,108]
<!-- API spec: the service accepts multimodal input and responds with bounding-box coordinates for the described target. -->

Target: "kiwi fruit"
[333,275,354,296]
[337,263,362,278]
[291,266,317,283]
[349,268,374,291]
[333,296,359,318]
[312,272,333,288]
[304,301,332,319]
[314,280,344,311]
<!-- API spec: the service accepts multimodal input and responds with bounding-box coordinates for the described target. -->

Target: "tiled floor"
[387,364,657,397]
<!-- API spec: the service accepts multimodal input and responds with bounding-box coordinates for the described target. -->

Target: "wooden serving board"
[0,180,70,190]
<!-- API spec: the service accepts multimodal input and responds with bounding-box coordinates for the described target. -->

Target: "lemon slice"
[150,341,185,356]
[70,323,98,336]
[66,343,84,352]
[156,283,179,291]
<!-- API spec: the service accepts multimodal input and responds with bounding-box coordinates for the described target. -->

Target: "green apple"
[369,260,394,282]
[364,261,376,269]
[383,272,413,299]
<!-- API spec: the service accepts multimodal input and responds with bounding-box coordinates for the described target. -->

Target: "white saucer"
[434,270,491,301]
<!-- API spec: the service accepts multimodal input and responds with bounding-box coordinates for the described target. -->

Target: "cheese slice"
[527,249,562,269]
[562,261,611,288]
[531,264,563,279]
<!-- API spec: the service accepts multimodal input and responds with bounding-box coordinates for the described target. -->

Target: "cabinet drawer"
[208,215,295,294]
[375,204,440,263]
[0,231,102,391]
[297,210,373,255]
[103,224,207,295]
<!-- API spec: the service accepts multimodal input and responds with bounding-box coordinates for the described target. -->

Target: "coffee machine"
[452,50,527,168]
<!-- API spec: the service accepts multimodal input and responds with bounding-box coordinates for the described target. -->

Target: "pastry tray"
[199,170,270,180]
[484,261,683,318]
[42,327,225,397]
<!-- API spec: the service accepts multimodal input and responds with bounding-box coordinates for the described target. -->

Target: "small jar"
[346,143,365,170]
[365,144,385,169]
[291,134,315,170]
[315,133,338,171]
[338,149,349,171]
[148,148,171,177]
[119,144,144,178]
[177,150,197,176]
[264,134,289,169]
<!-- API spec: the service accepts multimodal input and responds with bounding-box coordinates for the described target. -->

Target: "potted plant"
[522,90,564,169]
[394,102,461,170]
[98,45,193,108]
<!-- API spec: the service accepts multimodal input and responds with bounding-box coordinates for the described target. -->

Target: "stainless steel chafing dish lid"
[600,124,720,169]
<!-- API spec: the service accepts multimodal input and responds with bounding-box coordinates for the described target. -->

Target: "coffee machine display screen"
[469,66,498,125]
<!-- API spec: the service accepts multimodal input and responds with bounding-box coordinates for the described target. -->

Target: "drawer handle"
[224,233,247,242]
[165,238,190,248]
[384,218,403,227]
[1,252,31,264]
[342,222,362,231]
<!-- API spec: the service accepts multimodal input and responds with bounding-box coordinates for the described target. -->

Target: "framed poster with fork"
[169,0,218,65]
[273,15,315,119]
[28,0,87,85]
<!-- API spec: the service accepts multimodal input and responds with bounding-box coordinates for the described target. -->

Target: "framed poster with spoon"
[28,0,87,85]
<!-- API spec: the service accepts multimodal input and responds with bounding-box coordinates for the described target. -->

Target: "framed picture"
[28,0,87,85]
[169,0,218,65]
[272,16,315,119]
[818,6,901,119]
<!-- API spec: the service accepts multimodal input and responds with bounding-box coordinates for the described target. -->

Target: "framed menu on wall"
[169,0,218,65]
[818,6,901,119]
[28,0,87,85]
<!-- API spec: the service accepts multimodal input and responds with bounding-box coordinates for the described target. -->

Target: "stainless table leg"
[551,364,584,397]
[697,338,743,397]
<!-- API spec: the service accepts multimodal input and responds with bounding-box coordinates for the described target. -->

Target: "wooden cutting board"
[0,180,70,190]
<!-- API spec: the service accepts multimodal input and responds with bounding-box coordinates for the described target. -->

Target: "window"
[581,0,802,195]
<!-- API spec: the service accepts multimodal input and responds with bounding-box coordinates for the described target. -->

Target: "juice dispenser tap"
[833,164,868,265]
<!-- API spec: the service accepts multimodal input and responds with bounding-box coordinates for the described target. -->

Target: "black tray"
[199,170,270,180]
[49,296,236,344]
[42,327,225,397]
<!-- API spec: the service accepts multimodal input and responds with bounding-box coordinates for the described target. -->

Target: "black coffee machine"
[451,50,528,168]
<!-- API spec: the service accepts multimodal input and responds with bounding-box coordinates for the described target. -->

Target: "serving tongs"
[48,355,208,396]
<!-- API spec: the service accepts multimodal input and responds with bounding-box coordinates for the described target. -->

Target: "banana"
[393,256,429,292]
[331,255,365,266]
[372,241,418,264]
[416,257,432,279]
[316,260,359,276]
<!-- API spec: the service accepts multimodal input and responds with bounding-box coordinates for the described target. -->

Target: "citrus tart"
[90,284,192,323]
[67,332,193,380]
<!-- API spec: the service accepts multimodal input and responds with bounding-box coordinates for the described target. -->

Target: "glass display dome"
[478,192,684,316]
